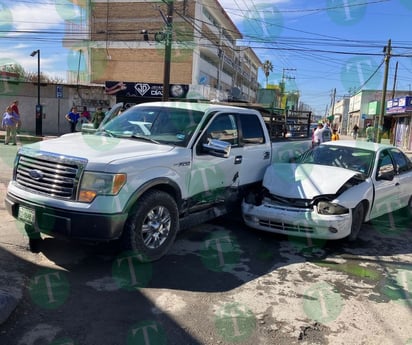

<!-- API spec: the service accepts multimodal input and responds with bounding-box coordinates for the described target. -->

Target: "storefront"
[104,81,190,108]
[386,96,412,151]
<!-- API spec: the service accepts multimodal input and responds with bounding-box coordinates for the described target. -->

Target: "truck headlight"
[317,201,348,215]
[78,172,126,203]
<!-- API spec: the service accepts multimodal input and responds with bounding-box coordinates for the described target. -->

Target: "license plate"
[18,206,35,225]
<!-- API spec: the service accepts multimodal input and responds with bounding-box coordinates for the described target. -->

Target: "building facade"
[63,0,261,104]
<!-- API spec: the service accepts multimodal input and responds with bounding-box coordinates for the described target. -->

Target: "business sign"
[104,81,189,99]
[387,96,412,114]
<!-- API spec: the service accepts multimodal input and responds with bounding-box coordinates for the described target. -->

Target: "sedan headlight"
[78,172,126,203]
[317,201,348,215]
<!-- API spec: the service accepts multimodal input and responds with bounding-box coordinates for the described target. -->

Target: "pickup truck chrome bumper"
[5,192,128,241]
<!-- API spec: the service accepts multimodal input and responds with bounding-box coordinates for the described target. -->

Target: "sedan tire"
[348,202,365,241]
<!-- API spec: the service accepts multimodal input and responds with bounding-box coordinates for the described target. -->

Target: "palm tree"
[262,60,274,87]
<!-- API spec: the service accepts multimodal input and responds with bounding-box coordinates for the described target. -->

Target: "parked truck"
[5,101,312,261]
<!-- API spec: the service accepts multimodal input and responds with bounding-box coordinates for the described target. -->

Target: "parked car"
[242,140,412,241]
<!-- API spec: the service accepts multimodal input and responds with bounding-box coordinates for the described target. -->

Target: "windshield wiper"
[130,134,160,144]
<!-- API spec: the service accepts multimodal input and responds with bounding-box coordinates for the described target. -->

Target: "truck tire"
[25,224,42,253]
[122,190,179,262]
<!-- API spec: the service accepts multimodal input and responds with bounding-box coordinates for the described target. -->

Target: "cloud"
[10,2,63,33]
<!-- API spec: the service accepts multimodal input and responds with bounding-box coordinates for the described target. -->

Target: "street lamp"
[30,49,42,136]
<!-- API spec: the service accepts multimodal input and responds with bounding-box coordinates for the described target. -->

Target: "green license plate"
[18,206,35,225]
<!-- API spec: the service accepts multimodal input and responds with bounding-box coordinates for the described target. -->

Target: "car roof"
[321,140,394,152]
[132,101,261,114]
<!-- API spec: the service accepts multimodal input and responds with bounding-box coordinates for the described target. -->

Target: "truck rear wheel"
[122,190,179,262]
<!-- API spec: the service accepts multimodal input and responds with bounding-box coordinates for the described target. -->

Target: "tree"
[262,60,273,87]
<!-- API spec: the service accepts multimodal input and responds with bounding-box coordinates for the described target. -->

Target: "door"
[189,112,241,205]
[237,113,272,186]
[371,149,401,218]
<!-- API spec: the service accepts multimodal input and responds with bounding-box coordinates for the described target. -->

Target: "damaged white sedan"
[242,140,412,240]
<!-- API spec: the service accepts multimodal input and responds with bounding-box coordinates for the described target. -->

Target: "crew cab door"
[189,112,241,203]
[236,113,272,185]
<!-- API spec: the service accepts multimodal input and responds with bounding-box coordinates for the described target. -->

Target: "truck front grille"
[15,153,87,200]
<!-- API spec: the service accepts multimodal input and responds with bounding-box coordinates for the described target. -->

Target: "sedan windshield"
[296,145,374,176]
[99,106,205,147]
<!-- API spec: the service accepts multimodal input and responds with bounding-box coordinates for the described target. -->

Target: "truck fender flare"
[124,177,182,213]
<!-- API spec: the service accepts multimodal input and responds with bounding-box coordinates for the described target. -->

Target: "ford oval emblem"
[29,169,44,181]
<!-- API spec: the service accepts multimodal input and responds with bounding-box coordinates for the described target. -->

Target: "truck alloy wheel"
[122,190,179,262]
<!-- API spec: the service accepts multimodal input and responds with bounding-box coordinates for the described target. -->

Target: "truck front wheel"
[122,190,179,262]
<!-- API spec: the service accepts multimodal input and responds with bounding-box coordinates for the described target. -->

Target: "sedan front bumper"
[241,200,352,240]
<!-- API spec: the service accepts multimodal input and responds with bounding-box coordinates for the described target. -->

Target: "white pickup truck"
[5,101,311,261]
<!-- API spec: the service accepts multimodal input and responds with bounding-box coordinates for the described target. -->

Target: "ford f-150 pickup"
[5,101,311,261]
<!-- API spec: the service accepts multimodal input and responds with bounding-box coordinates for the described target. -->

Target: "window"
[377,150,395,180]
[390,148,412,173]
[239,114,265,144]
[205,114,238,145]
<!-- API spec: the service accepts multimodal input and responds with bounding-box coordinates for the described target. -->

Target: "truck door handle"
[234,156,242,164]
[263,151,270,160]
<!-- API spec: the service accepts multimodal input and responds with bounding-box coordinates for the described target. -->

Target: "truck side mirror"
[202,139,231,158]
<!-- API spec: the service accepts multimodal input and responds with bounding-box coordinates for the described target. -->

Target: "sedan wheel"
[348,202,365,241]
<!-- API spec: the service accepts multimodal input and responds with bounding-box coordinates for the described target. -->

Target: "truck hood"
[263,163,361,199]
[21,133,175,162]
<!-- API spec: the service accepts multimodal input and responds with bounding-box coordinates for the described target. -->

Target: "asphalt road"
[1,136,412,345]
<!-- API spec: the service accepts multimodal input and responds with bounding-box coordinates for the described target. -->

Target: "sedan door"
[370,149,401,218]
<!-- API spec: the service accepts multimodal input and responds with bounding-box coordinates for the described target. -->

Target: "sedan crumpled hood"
[263,163,361,199]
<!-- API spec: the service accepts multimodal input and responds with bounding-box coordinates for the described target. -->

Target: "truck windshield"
[99,106,205,147]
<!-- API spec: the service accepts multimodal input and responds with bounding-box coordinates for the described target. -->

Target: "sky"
[0,0,412,116]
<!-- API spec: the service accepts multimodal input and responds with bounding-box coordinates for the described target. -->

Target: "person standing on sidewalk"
[10,100,21,133]
[2,106,18,145]
[366,123,375,142]
[352,124,359,139]
[65,106,80,133]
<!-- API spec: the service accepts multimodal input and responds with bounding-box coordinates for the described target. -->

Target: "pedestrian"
[313,122,324,146]
[352,124,359,139]
[65,106,80,133]
[92,107,105,129]
[81,106,91,121]
[332,129,340,141]
[322,122,332,142]
[2,105,18,145]
[365,123,375,142]
[10,100,21,132]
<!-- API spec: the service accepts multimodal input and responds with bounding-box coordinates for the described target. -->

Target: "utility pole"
[162,0,174,101]
[280,68,296,110]
[377,39,391,142]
